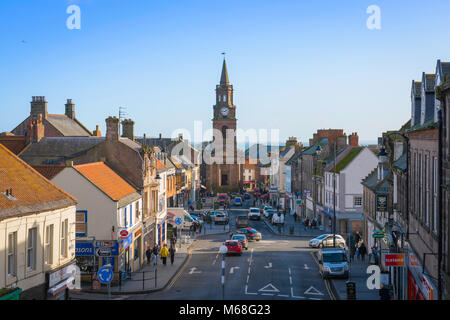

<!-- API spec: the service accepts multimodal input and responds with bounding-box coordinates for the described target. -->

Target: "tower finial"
[220,53,229,85]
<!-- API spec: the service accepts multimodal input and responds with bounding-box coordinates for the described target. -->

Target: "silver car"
[318,248,349,279]
[310,234,346,249]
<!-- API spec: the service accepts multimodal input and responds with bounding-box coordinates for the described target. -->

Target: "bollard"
[142,271,145,291]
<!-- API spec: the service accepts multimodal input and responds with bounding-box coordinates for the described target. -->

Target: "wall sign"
[376,195,387,212]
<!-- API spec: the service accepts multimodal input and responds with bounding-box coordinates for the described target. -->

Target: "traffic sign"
[95,247,113,257]
[97,266,113,284]
[175,217,182,226]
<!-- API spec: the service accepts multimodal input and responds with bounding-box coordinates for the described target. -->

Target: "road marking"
[229,266,240,274]
[264,262,272,269]
[188,267,202,274]
[289,277,292,285]
[304,286,324,295]
[277,294,289,298]
[246,275,249,284]
[261,293,274,296]
[258,283,280,293]
[291,287,305,299]
[245,285,257,295]
[304,264,309,270]
[288,268,291,275]
[309,298,322,300]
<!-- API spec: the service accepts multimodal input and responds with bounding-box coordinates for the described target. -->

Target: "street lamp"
[313,145,322,224]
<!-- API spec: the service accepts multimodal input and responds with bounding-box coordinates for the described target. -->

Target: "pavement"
[70,215,230,299]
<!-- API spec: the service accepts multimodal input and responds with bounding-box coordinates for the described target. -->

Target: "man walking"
[358,242,367,262]
[152,243,159,266]
[169,245,176,265]
[145,246,152,265]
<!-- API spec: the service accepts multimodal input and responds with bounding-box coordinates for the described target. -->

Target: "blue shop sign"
[75,241,94,256]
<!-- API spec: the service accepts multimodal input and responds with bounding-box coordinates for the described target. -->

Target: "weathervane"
[221,52,226,60]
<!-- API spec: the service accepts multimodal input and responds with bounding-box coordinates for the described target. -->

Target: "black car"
[234,228,262,241]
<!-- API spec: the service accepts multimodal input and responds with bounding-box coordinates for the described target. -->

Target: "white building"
[322,146,379,235]
[51,161,143,275]
[0,144,77,300]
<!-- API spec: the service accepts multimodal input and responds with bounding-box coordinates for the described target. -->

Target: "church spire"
[220,58,229,85]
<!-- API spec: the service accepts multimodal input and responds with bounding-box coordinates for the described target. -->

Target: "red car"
[224,240,242,256]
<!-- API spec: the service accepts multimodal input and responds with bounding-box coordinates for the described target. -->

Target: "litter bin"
[346,281,356,300]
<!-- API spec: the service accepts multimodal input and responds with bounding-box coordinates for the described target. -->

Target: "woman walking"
[160,244,169,266]
[169,245,176,265]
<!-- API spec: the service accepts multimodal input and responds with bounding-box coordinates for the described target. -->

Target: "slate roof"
[285,151,303,165]
[423,73,436,92]
[325,146,364,173]
[361,167,390,194]
[406,118,438,133]
[412,81,422,98]
[302,138,328,155]
[393,153,407,171]
[46,115,92,136]
[74,162,137,201]
[19,137,105,165]
[0,144,77,221]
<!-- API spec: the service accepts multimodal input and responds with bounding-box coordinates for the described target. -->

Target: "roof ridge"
[74,161,105,168]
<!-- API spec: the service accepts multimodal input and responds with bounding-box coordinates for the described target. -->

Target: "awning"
[48,276,75,296]
[167,212,176,217]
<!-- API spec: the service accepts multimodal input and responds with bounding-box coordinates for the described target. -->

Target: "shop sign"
[408,252,436,300]
[95,240,115,247]
[385,253,405,266]
[95,247,113,257]
[134,228,142,238]
[120,229,129,239]
[48,262,77,288]
[376,195,387,212]
[75,241,94,256]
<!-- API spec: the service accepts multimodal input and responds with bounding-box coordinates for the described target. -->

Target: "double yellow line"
[309,251,336,300]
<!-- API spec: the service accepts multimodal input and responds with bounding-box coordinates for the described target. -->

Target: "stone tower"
[207,59,241,192]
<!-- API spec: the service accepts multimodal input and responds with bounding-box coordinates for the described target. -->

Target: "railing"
[86,269,158,291]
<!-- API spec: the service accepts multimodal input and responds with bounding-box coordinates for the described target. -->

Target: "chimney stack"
[65,99,75,119]
[121,119,135,141]
[105,116,120,141]
[348,132,359,147]
[30,96,48,120]
[26,114,44,144]
[92,125,102,137]
[337,134,347,151]
[159,133,162,140]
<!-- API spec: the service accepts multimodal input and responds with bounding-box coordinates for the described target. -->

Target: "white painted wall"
[0,205,76,292]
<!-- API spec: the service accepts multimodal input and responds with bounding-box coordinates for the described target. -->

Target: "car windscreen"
[323,253,347,263]
[250,209,260,213]
[316,234,328,240]
[232,235,245,240]
[226,242,238,246]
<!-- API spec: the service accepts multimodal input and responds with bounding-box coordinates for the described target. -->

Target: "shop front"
[157,216,168,246]
[143,222,155,252]
[118,233,133,278]
[407,251,437,300]
[75,240,119,282]
[45,261,77,300]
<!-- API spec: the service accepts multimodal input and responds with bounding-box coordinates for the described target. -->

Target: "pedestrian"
[350,245,355,262]
[293,211,297,222]
[359,242,367,262]
[160,243,169,266]
[379,284,391,300]
[169,245,176,265]
[355,245,360,260]
[145,246,152,264]
[170,234,177,247]
[152,243,159,266]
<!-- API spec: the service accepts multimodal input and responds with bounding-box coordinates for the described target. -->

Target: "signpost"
[120,230,129,239]
[219,245,228,300]
[97,266,113,299]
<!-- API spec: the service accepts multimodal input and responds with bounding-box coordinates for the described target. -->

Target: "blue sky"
[1,0,450,145]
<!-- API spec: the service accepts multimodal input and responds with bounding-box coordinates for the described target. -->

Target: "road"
[128,197,330,300]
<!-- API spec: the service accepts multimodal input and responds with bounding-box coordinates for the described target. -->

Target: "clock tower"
[207,59,241,192]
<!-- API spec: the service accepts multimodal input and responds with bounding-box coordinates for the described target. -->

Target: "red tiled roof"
[156,159,166,170]
[32,164,66,180]
[0,136,28,155]
[0,144,77,220]
[74,162,136,201]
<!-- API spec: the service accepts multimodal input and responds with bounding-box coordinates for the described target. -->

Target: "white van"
[271,212,284,225]
[167,208,195,230]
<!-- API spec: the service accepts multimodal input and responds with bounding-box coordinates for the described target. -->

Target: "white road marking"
[288,268,291,275]
[277,294,289,297]
[304,264,309,270]
[229,266,240,274]
[289,277,292,285]
[309,298,323,300]
[258,283,280,293]
[291,287,305,299]
[261,293,274,296]
[246,275,249,284]
[212,258,217,265]
[245,285,257,295]
[188,267,202,274]
[264,262,272,269]
[304,286,324,295]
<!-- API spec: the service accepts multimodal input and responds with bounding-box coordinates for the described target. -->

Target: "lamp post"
[313,145,322,223]
[332,142,337,248]
[219,244,228,300]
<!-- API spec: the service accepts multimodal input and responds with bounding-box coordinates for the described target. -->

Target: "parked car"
[235,215,249,228]
[217,193,229,206]
[318,248,349,279]
[234,197,243,206]
[271,212,284,225]
[224,240,242,256]
[309,234,332,248]
[235,227,262,241]
[244,193,251,200]
[214,211,229,225]
[231,234,248,250]
[313,234,346,249]
[262,206,273,217]
[264,209,275,220]
[248,207,261,220]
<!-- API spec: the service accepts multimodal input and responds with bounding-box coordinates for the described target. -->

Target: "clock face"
[220,107,229,117]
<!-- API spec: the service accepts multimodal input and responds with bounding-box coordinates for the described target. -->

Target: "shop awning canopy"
[167,212,176,217]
